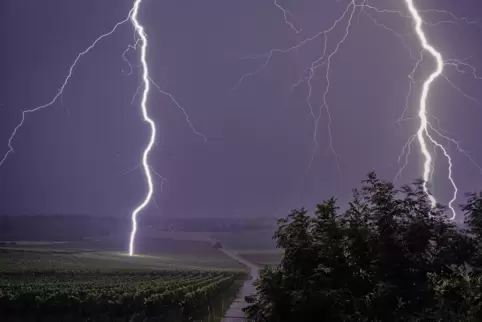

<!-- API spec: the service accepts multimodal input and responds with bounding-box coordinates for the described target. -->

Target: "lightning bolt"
[0,14,132,167]
[274,0,302,33]
[399,0,482,219]
[2,0,204,256]
[128,0,154,256]
[235,0,482,219]
[403,0,453,216]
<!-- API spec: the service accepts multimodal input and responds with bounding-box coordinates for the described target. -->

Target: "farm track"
[218,248,259,322]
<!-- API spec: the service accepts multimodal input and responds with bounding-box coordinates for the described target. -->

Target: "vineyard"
[0,270,242,320]
[0,245,246,321]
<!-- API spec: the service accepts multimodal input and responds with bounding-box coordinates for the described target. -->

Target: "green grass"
[0,249,243,273]
[235,250,283,267]
[211,230,277,250]
[208,229,282,267]
[0,238,245,273]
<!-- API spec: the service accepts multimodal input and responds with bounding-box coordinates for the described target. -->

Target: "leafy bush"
[245,173,482,322]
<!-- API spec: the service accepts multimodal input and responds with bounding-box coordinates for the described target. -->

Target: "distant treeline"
[0,214,276,241]
[0,215,122,241]
[142,216,276,232]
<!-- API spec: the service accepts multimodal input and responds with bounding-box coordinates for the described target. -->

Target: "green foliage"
[244,172,482,322]
[0,270,242,319]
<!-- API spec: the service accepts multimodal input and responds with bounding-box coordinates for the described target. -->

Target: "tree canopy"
[244,172,482,322]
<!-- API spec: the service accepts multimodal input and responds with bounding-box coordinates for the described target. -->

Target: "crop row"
[0,267,224,279]
[1,274,222,297]
[0,272,241,318]
[1,270,222,284]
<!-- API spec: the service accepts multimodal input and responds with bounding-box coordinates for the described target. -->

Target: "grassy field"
[0,238,245,271]
[209,230,282,267]
[0,239,246,321]
[234,249,283,267]
[211,230,276,250]
[150,229,283,268]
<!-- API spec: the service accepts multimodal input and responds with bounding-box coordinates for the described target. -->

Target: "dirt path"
[218,249,259,322]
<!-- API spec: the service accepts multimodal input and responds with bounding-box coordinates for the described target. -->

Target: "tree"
[244,172,482,322]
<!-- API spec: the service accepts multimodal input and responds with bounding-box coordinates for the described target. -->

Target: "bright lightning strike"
[403,0,455,217]
[2,0,204,256]
[235,0,482,220]
[128,0,155,256]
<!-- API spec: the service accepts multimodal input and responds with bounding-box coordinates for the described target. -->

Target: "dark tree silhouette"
[244,172,482,322]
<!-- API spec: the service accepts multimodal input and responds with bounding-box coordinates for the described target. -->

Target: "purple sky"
[1,0,481,221]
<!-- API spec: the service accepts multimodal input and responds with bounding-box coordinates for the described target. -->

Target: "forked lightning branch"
[236,0,482,219]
